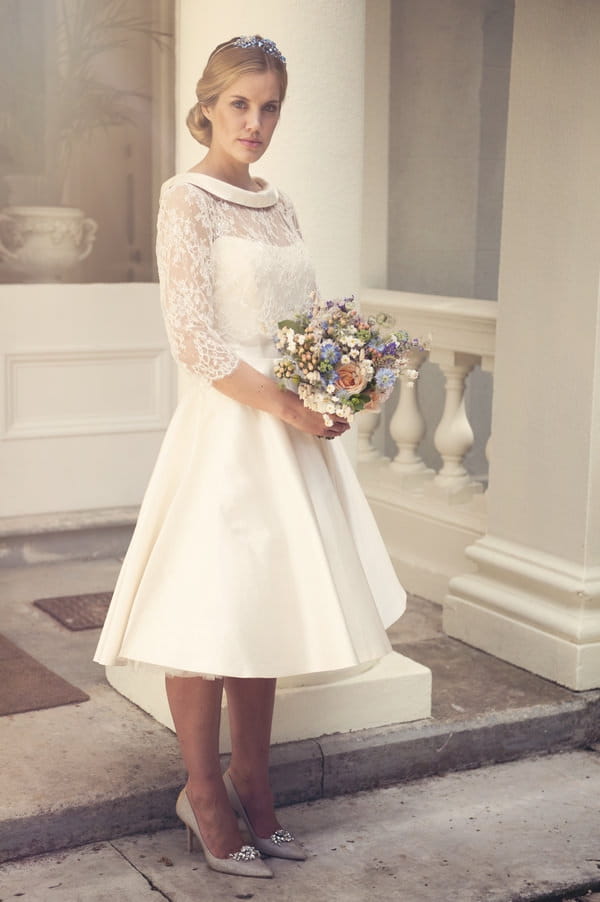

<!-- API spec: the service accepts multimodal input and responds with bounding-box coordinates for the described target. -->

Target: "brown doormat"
[0,635,89,716]
[34,592,112,631]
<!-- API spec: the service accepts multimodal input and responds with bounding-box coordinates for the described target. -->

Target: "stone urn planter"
[0,205,98,282]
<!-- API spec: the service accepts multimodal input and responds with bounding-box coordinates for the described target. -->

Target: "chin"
[238,150,266,164]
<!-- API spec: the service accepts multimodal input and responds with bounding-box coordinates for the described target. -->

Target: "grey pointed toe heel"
[176,788,273,878]
[223,771,307,861]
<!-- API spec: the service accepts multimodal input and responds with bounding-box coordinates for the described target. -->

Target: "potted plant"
[0,0,170,281]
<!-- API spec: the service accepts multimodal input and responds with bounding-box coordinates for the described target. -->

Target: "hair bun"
[186,102,211,147]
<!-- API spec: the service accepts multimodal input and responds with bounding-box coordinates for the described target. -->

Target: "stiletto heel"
[223,771,307,861]
[176,788,273,878]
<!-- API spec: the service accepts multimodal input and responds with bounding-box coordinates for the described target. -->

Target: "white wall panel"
[4,348,171,439]
[0,283,175,517]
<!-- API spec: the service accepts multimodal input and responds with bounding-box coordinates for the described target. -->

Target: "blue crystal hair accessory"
[232,35,286,64]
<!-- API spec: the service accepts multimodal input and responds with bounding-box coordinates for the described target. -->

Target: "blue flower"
[320,340,341,365]
[375,367,396,391]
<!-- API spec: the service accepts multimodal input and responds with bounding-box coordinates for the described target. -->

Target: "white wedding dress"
[94,172,406,679]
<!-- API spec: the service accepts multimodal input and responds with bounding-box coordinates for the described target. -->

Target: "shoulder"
[158,178,218,240]
[160,177,216,211]
[276,188,295,213]
[275,188,303,233]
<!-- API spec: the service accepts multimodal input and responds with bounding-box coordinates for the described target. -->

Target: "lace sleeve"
[156,183,240,381]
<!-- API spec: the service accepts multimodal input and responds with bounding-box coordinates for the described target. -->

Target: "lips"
[239,138,262,148]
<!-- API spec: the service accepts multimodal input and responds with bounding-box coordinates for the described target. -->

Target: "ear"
[200,105,212,122]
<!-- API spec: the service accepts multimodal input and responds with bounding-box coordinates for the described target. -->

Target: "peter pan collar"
[164,172,279,208]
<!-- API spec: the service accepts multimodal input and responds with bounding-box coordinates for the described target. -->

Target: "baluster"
[389,350,434,489]
[481,353,494,487]
[357,409,384,463]
[429,350,483,499]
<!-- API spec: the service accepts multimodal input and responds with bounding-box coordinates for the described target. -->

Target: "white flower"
[341,354,350,364]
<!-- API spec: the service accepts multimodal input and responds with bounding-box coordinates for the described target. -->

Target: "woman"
[94,35,406,879]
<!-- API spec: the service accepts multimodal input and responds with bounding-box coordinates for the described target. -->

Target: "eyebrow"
[229,94,280,104]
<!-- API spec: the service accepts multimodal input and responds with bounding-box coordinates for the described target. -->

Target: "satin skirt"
[93,356,406,679]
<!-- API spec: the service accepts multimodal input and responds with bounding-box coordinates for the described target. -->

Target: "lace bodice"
[156,173,316,381]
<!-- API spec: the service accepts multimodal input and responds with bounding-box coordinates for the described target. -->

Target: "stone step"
[0,507,136,568]
[2,686,599,864]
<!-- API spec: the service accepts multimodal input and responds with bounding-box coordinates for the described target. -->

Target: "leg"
[165,675,244,857]
[224,677,281,837]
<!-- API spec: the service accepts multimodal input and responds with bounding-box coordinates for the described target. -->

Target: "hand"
[281,392,351,439]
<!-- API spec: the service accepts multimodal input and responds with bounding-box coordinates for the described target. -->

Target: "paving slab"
[2,751,600,902]
[0,841,160,902]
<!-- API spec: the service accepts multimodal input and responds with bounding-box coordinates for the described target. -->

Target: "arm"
[156,183,240,380]
[213,361,350,439]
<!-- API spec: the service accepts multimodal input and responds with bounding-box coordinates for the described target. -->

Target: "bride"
[94,34,406,880]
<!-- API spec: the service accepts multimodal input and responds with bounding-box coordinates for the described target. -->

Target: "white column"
[445,0,600,690]
[107,0,431,745]
[176,1,363,299]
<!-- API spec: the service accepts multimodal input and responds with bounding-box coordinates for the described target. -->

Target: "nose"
[246,108,262,132]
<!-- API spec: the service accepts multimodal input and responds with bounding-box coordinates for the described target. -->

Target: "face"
[202,70,282,167]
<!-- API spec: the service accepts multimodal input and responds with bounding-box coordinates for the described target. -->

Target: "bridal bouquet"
[274,293,427,426]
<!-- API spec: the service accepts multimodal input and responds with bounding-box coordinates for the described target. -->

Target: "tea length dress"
[94,172,406,679]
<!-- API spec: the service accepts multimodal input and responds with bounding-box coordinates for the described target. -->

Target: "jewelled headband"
[212,35,286,65]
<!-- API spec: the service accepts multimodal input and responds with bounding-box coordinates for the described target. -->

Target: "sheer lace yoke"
[156,174,316,382]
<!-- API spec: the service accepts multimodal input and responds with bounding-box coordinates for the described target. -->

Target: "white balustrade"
[357,289,497,602]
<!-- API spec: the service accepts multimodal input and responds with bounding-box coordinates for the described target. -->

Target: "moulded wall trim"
[3,346,173,439]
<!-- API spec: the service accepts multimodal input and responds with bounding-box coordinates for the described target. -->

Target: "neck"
[190,152,257,191]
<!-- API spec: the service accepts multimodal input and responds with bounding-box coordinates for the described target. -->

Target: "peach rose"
[335,362,369,396]
[363,387,393,412]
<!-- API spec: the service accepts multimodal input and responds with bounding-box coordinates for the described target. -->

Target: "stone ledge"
[0,507,137,567]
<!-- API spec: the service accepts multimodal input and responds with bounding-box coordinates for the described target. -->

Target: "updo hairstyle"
[187,36,288,147]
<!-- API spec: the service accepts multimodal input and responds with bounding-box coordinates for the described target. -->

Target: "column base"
[106,651,431,752]
[445,535,600,690]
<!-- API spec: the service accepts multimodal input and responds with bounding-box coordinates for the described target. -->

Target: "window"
[0,0,175,283]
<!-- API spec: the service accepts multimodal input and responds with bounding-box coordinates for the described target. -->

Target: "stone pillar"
[445,0,600,690]
[107,0,431,746]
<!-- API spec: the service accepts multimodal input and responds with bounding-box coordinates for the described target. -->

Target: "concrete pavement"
[1,750,600,902]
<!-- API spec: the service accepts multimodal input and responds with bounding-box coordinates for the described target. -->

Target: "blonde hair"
[187,36,288,147]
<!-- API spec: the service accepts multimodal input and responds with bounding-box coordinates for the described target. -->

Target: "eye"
[232,100,247,109]
[263,103,279,113]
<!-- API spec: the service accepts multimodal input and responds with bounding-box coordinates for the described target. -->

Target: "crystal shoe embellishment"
[229,844,261,861]
[271,829,294,845]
